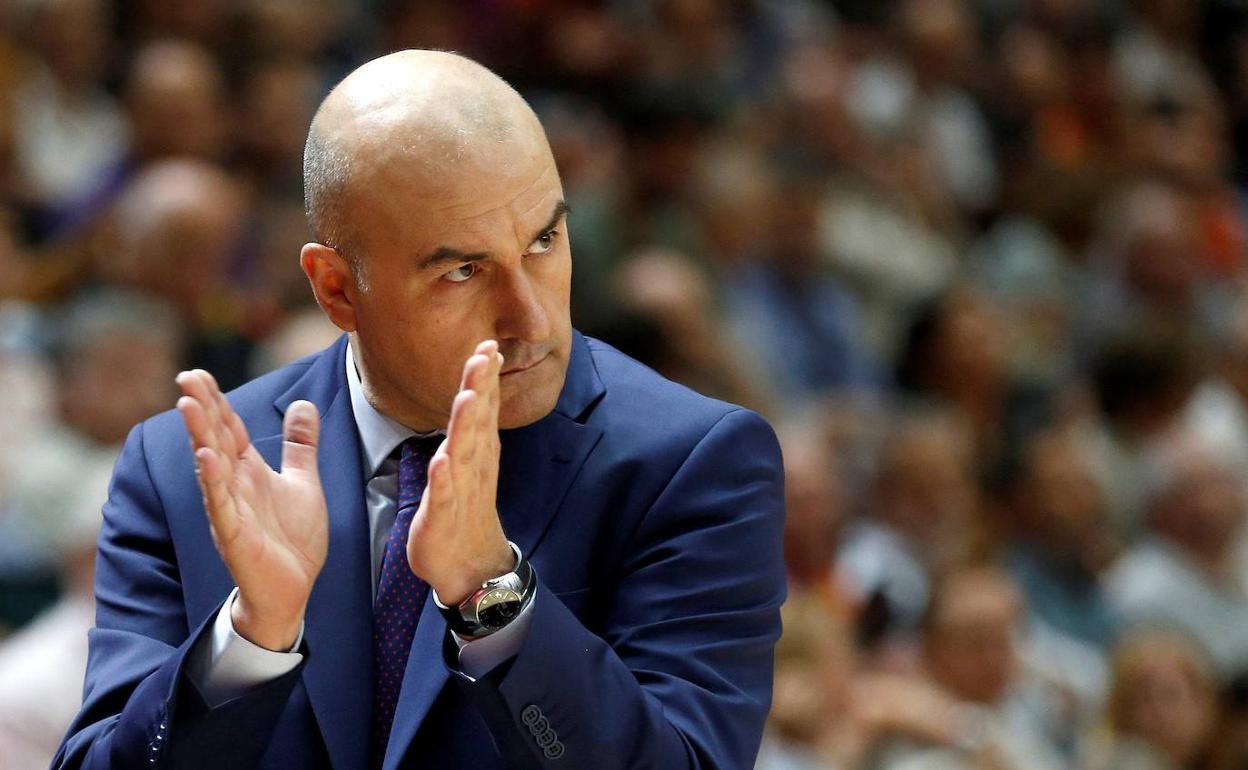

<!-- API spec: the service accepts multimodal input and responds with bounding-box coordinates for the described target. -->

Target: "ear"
[301,242,358,332]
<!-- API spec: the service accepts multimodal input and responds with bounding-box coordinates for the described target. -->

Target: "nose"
[494,263,551,344]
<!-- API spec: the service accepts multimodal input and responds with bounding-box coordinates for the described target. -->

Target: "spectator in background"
[1107,436,1248,682]
[0,455,109,770]
[1087,327,1204,536]
[10,290,180,575]
[0,290,177,767]
[777,420,855,621]
[1083,630,1221,770]
[838,407,980,649]
[895,285,1054,471]
[247,306,345,380]
[7,0,127,237]
[611,246,773,413]
[0,300,58,628]
[1005,425,1120,650]
[758,593,860,770]
[232,60,324,320]
[872,567,1066,770]
[725,175,881,403]
[1208,675,1248,770]
[1083,181,1231,353]
[107,159,254,389]
[894,0,1001,216]
[761,591,983,770]
[1182,288,1248,476]
[122,39,228,167]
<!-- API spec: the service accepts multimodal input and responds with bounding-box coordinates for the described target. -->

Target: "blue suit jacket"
[53,332,786,769]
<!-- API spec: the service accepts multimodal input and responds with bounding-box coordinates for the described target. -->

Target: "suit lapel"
[495,414,603,556]
[267,336,375,770]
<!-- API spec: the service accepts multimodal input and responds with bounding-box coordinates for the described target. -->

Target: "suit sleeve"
[456,408,787,769]
[52,421,306,770]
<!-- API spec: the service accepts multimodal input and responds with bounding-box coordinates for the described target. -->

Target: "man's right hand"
[176,370,328,651]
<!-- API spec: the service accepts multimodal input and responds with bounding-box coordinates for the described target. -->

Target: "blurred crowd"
[1,0,1248,768]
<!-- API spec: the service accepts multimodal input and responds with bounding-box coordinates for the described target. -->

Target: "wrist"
[433,541,516,606]
[231,591,305,652]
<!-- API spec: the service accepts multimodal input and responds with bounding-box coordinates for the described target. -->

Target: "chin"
[499,392,560,429]
[498,372,563,429]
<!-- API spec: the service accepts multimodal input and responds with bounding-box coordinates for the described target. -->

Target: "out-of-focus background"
[1,0,1247,768]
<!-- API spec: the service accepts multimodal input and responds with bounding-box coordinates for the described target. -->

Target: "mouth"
[500,353,548,377]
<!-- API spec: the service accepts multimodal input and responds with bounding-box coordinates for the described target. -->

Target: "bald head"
[303,50,550,285]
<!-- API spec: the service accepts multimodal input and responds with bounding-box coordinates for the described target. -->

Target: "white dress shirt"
[189,343,534,706]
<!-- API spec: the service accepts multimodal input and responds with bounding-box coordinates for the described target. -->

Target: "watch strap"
[433,541,535,638]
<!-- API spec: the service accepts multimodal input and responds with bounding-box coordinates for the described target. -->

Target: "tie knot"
[396,436,441,511]
[399,434,441,463]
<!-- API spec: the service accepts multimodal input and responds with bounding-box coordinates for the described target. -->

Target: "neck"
[348,336,444,433]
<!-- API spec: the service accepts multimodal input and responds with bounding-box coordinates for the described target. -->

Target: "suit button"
[520,705,542,726]
[536,729,558,749]
[544,741,565,760]
[528,716,549,736]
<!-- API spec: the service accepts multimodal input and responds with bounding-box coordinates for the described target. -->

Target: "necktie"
[371,436,440,768]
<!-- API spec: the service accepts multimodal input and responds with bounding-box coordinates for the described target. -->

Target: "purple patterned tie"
[371,436,440,768]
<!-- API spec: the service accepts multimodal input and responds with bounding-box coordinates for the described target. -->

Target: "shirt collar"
[345,341,443,478]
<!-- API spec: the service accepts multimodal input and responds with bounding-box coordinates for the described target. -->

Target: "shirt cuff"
[189,587,305,708]
[451,592,536,681]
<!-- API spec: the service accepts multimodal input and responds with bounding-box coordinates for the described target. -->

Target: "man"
[1108,436,1248,681]
[53,50,786,769]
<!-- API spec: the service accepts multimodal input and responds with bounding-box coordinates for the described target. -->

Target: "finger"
[413,444,454,528]
[176,373,220,454]
[177,394,213,453]
[446,394,479,489]
[281,400,320,478]
[458,351,491,395]
[484,353,503,491]
[447,389,479,472]
[177,370,236,475]
[476,339,499,359]
[178,395,242,542]
[226,401,252,460]
[459,340,498,390]
[487,350,502,422]
[194,445,241,548]
[477,350,501,437]
[427,448,455,519]
[202,370,245,462]
[178,397,216,507]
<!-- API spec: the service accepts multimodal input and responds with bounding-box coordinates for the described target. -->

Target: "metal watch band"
[433,541,535,638]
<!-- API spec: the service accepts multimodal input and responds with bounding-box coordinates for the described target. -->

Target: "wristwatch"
[433,541,535,638]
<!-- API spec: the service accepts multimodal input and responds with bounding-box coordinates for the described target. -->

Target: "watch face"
[476,587,523,630]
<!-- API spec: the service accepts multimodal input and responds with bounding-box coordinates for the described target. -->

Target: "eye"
[442,263,476,283]
[527,229,558,255]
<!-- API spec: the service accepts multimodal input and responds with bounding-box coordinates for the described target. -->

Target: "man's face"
[343,134,572,432]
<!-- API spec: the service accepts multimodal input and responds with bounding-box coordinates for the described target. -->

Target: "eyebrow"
[418,200,571,270]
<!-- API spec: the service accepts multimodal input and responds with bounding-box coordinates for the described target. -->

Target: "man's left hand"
[408,339,515,606]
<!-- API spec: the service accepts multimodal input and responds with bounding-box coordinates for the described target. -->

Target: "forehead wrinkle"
[435,160,558,223]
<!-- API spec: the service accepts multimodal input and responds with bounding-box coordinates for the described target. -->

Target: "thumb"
[281,400,321,476]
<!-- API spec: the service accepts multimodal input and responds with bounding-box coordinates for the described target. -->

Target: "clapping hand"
[407,339,514,607]
[176,370,327,651]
